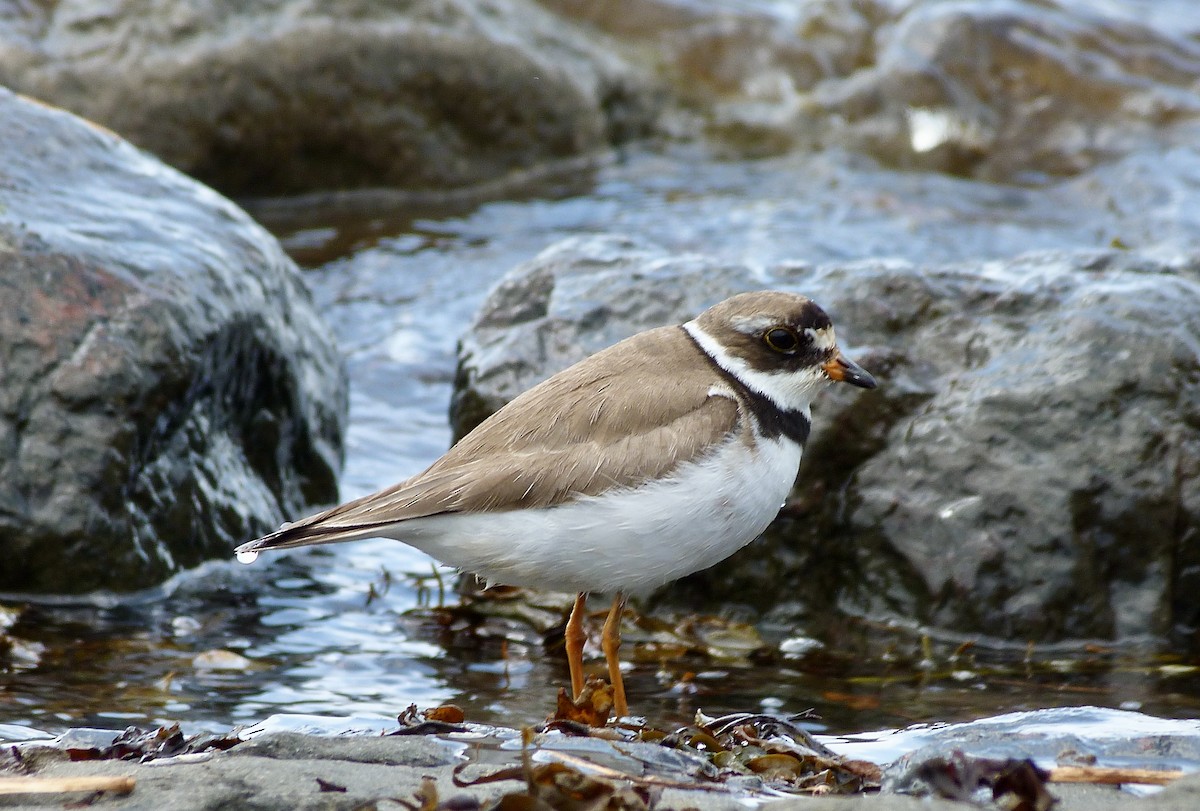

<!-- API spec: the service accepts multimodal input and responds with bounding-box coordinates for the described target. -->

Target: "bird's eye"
[763,327,800,353]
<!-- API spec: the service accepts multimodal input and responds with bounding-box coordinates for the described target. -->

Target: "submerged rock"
[0,89,346,594]
[0,0,661,198]
[453,236,1200,649]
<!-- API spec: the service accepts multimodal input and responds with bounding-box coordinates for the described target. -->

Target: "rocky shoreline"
[5,719,1200,811]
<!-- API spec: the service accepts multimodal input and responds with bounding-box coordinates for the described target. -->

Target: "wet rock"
[0,89,346,594]
[545,0,886,151]
[452,236,1200,648]
[807,0,1200,181]
[549,0,1200,180]
[817,251,1200,647]
[0,0,661,198]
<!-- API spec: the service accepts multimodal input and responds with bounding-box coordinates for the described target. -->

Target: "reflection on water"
[5,145,1200,737]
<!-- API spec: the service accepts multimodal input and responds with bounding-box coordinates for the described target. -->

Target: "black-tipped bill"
[822,354,877,389]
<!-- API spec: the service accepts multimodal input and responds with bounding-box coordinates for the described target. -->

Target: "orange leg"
[564,592,588,700]
[601,592,628,719]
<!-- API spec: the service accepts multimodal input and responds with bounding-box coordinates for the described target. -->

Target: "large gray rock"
[452,236,1200,648]
[0,89,346,594]
[0,0,661,197]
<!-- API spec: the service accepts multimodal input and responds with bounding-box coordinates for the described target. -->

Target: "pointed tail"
[235,505,395,560]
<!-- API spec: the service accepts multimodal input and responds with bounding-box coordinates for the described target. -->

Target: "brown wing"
[240,326,743,552]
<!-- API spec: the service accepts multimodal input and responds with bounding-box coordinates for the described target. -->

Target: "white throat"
[684,320,822,416]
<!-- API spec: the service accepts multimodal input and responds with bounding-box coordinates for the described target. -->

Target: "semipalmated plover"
[236,291,876,719]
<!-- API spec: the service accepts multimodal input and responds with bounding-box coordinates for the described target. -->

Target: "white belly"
[384,435,803,594]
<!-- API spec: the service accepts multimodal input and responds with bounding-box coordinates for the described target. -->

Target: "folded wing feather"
[238,325,743,553]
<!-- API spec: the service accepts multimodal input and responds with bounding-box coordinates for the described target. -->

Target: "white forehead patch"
[806,327,836,352]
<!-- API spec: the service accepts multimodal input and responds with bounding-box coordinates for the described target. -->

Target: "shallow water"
[5,143,1200,740]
